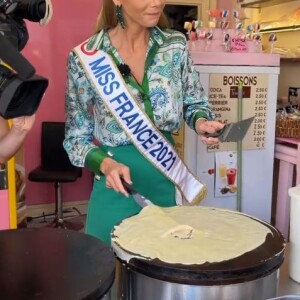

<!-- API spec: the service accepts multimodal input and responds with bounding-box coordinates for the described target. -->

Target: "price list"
[207,73,268,152]
[253,88,267,149]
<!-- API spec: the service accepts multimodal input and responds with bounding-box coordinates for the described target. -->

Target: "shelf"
[240,0,298,9]
[280,57,300,62]
[260,24,300,33]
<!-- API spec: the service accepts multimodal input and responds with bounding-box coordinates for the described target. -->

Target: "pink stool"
[274,137,300,240]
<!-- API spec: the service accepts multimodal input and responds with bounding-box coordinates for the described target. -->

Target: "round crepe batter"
[112,206,272,265]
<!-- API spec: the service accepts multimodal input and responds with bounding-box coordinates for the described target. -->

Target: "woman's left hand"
[196,119,225,145]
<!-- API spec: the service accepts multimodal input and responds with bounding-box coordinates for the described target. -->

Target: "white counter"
[190,51,280,67]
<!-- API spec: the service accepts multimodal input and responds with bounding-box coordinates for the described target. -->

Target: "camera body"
[0,0,18,15]
[0,0,49,119]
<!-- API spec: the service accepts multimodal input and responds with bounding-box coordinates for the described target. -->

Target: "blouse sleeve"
[63,51,107,172]
[181,43,215,130]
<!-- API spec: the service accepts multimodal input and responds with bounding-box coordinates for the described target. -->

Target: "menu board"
[207,73,268,152]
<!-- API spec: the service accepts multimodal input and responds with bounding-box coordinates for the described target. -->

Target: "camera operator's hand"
[0,115,35,163]
[11,115,35,135]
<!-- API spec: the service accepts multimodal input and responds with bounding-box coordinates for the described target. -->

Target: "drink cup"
[226,168,237,186]
[218,164,226,178]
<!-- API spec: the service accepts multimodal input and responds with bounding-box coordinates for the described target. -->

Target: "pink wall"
[23,0,102,205]
[217,0,235,10]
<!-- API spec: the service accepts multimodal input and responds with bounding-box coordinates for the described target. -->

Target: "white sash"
[74,41,207,205]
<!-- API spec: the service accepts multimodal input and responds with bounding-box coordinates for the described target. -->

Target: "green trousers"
[85,139,177,245]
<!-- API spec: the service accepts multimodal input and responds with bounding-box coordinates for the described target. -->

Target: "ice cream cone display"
[253,23,261,33]
[235,22,243,36]
[193,20,202,32]
[233,10,243,37]
[220,9,229,22]
[268,33,277,54]
[233,10,240,21]
[219,9,229,34]
[189,31,197,50]
[195,19,203,38]
[198,30,207,40]
[246,24,254,40]
[223,32,231,52]
[253,23,261,50]
[253,33,261,41]
[208,9,220,28]
[184,21,192,32]
[235,22,243,30]
[181,9,278,54]
[184,21,192,40]
[253,32,262,53]
[220,20,229,36]
[205,30,213,51]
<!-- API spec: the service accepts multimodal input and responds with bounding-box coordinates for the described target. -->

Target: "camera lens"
[0,0,18,14]
[13,0,46,22]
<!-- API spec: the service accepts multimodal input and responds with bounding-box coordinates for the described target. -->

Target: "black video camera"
[0,0,50,119]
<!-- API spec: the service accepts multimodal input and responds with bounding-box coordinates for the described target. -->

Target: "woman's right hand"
[100,157,132,197]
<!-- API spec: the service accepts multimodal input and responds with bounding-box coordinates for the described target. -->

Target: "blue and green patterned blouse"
[64,26,215,173]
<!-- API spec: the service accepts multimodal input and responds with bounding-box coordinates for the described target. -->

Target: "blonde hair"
[95,0,169,33]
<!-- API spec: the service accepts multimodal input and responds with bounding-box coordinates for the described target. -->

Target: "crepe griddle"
[112,215,285,286]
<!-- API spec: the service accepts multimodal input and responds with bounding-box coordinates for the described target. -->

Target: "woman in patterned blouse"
[64,0,224,245]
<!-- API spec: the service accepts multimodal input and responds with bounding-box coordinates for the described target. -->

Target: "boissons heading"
[223,76,257,86]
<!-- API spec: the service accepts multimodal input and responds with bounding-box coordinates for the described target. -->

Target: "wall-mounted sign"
[207,73,268,152]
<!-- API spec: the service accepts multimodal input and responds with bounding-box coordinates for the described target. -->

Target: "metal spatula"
[205,116,255,142]
[121,179,153,208]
